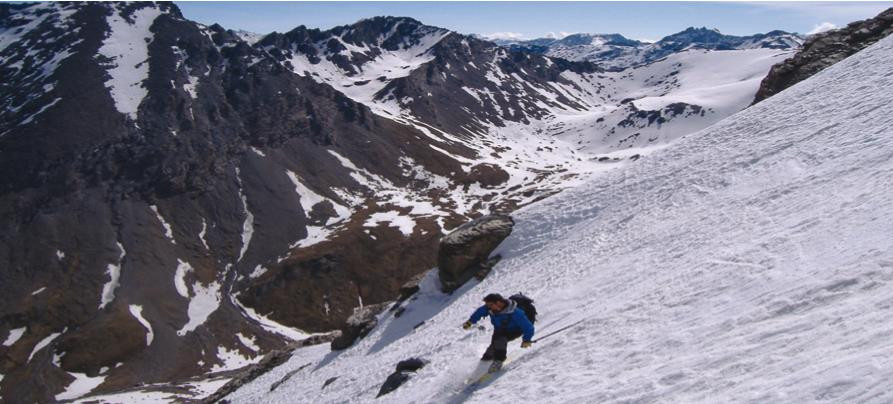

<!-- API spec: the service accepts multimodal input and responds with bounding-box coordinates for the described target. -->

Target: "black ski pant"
[482,328,523,361]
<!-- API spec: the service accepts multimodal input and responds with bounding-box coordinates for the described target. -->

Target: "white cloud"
[545,31,574,39]
[482,31,526,41]
[807,21,838,35]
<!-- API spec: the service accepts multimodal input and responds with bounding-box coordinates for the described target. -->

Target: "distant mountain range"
[489,27,804,70]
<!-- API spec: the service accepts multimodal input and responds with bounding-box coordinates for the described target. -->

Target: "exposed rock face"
[376,358,428,397]
[438,214,515,292]
[330,303,388,350]
[0,3,468,401]
[753,7,893,104]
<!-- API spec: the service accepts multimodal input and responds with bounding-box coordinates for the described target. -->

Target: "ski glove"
[462,321,472,330]
[520,341,533,348]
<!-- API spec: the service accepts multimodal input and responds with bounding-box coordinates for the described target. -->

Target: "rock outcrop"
[330,303,388,350]
[753,7,893,104]
[438,214,515,292]
[376,358,428,397]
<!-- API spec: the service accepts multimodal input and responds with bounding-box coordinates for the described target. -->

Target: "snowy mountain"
[222,30,893,404]
[0,2,804,401]
[501,28,803,70]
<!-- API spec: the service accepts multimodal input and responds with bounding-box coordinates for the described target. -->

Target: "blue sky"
[176,2,893,41]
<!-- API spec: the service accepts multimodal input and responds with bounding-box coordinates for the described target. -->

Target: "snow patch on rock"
[174,259,193,298]
[129,304,154,346]
[198,218,210,250]
[236,333,260,352]
[364,211,416,237]
[3,327,26,347]
[210,345,261,373]
[55,372,107,401]
[248,265,267,279]
[177,279,221,336]
[27,329,63,362]
[235,168,254,262]
[97,4,162,119]
[232,293,310,341]
[150,205,176,244]
[98,242,126,309]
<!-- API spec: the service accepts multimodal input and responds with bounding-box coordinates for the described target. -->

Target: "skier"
[462,293,535,372]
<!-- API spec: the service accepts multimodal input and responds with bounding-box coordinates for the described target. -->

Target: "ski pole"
[532,319,586,343]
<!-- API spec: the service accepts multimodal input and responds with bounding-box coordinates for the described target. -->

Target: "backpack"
[509,293,537,324]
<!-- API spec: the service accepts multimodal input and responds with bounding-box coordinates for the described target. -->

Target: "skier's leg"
[481,345,494,361]
[481,330,499,360]
[491,329,509,361]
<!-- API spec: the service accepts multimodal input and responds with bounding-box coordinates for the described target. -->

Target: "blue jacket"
[468,301,535,342]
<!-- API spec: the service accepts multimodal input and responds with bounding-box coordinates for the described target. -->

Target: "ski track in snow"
[225,34,893,404]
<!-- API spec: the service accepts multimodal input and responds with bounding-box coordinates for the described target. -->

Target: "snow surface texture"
[225,33,893,403]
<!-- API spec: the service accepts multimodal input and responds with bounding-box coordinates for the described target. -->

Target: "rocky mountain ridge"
[496,27,803,70]
[753,7,893,104]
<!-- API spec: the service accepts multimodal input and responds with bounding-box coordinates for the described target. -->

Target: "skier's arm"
[468,305,489,324]
[516,311,535,342]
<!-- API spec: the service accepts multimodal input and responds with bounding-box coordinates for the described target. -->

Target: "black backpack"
[509,293,537,324]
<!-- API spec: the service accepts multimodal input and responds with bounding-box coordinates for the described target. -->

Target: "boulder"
[322,376,339,389]
[377,372,411,397]
[438,214,514,292]
[330,303,388,350]
[397,272,426,302]
[377,358,428,397]
[395,358,427,372]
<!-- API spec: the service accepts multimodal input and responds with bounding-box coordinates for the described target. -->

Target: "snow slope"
[223,32,893,404]
[536,48,795,153]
